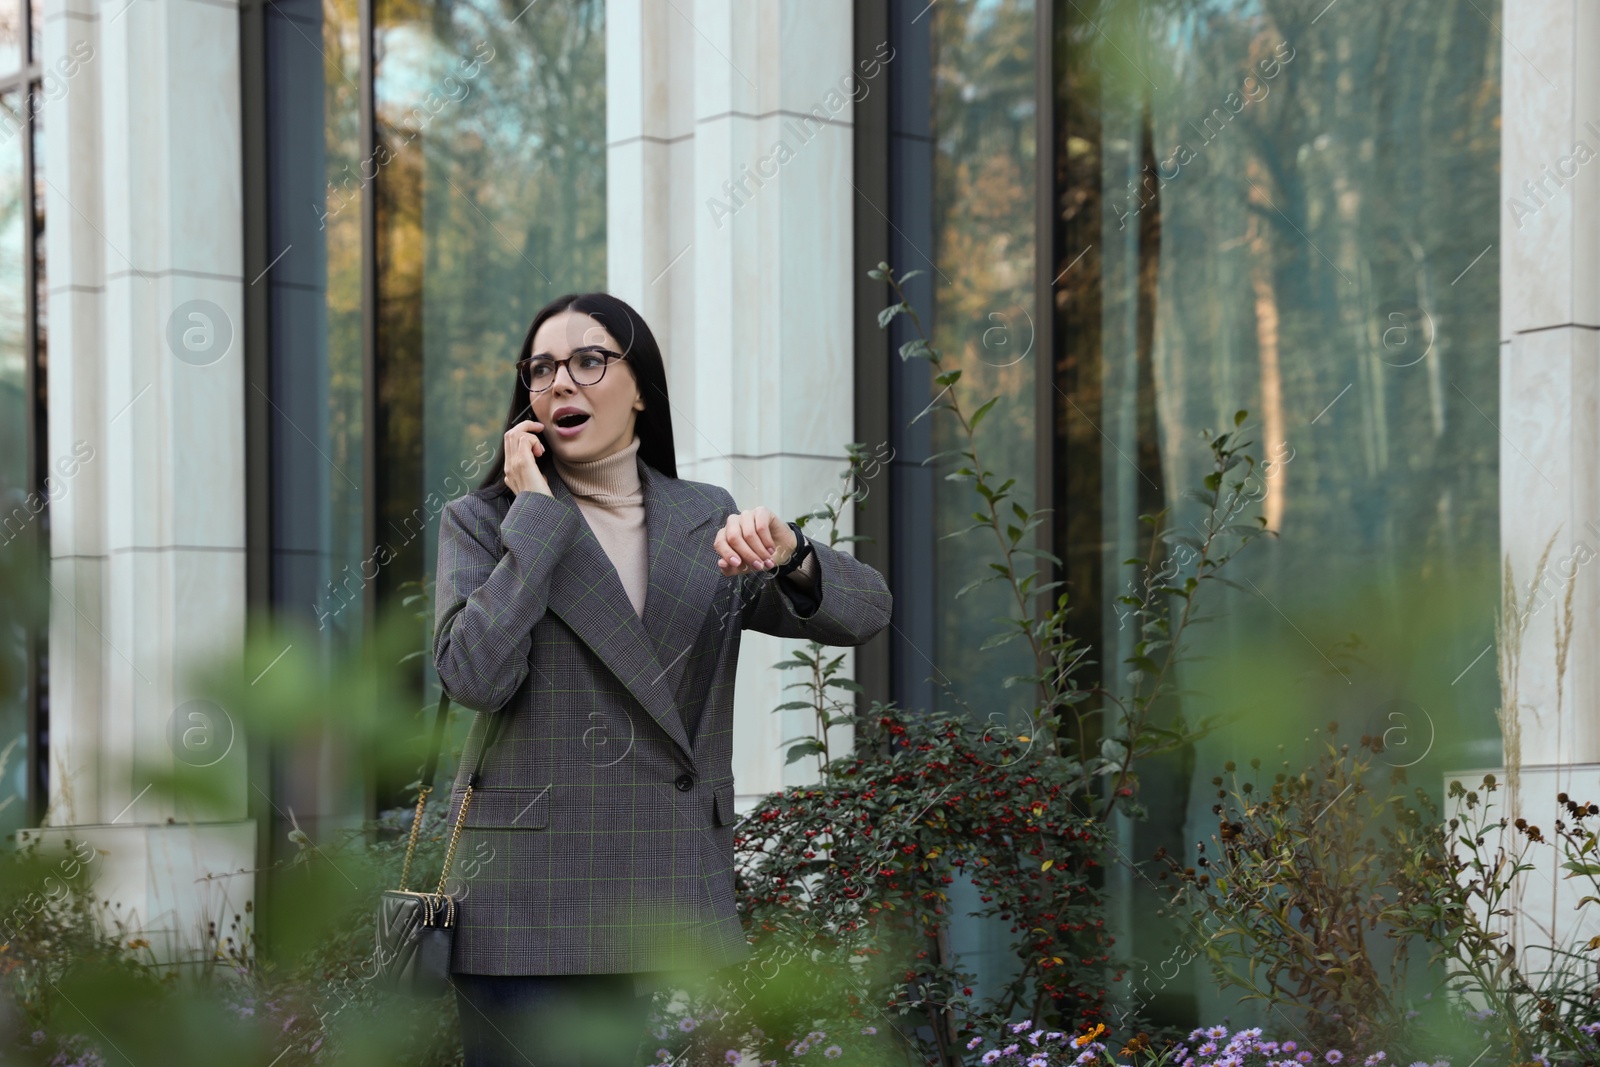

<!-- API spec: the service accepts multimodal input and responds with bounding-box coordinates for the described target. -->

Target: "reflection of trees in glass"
[1055,0,1502,1029]
[1058,0,1502,744]
[322,0,367,643]
[366,0,603,802]
[1138,0,1500,703]
[930,0,1037,726]
[412,0,605,500]
[0,91,29,835]
[368,0,604,582]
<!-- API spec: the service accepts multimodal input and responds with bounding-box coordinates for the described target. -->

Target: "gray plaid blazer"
[431,455,892,977]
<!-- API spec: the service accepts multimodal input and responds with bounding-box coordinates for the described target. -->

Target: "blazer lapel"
[543,464,689,761]
[638,462,733,734]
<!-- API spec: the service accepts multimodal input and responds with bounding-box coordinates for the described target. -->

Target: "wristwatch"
[773,521,813,577]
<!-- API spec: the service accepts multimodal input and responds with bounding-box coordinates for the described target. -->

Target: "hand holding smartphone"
[503,420,553,497]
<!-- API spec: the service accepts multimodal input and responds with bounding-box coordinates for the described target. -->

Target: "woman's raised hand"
[504,420,552,497]
[715,506,797,575]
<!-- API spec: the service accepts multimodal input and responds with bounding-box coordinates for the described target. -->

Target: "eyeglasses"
[517,349,627,393]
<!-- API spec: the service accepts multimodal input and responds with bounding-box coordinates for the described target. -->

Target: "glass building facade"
[0,0,47,841]
[872,0,1504,1023]
[261,0,605,813]
[4,0,1505,1029]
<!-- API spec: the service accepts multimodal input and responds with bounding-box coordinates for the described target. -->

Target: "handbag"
[375,690,507,997]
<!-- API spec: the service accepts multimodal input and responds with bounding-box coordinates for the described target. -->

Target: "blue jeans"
[451,971,655,1067]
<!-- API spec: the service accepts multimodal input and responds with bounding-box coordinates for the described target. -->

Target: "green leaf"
[925,447,975,466]
[980,630,1022,650]
[784,740,827,765]
[956,574,1005,599]
[937,522,991,541]
[878,302,907,330]
[969,396,1000,432]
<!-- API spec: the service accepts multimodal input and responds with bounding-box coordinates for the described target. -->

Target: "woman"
[432,292,893,1066]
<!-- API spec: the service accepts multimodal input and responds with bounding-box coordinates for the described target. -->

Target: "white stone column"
[607,0,862,803]
[33,0,254,968]
[1499,0,1600,771]
[1461,0,1600,961]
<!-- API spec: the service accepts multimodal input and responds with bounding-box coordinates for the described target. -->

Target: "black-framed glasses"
[517,348,627,393]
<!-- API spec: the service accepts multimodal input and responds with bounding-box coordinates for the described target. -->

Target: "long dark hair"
[476,292,677,497]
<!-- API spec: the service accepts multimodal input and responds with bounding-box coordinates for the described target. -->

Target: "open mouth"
[553,412,591,429]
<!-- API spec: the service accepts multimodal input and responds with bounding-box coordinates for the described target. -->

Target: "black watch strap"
[774,521,812,577]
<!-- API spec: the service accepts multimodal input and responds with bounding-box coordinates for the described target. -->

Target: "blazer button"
[674,773,695,792]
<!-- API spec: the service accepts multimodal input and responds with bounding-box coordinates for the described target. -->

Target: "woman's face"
[527,310,645,464]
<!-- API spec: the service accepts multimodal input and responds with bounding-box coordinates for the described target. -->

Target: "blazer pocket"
[455,786,552,831]
[712,783,736,827]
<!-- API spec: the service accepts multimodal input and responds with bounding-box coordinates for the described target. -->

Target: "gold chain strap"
[397,785,432,892]
[435,785,475,896]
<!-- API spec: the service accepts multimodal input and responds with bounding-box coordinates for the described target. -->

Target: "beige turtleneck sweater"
[553,436,651,618]
[552,435,818,618]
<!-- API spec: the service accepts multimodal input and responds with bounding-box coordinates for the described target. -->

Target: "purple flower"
[982,1053,1002,1065]
[1283,1042,1299,1053]
[1199,1042,1219,1056]
[678,1018,697,1033]
[967,1037,985,1050]
[1012,1019,1035,1033]
[1365,1054,1387,1066]
[861,1027,877,1036]
[1326,1052,1344,1064]
[1208,1026,1230,1041]
[824,1048,842,1060]
[725,1051,743,1064]
[1296,1053,1313,1064]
